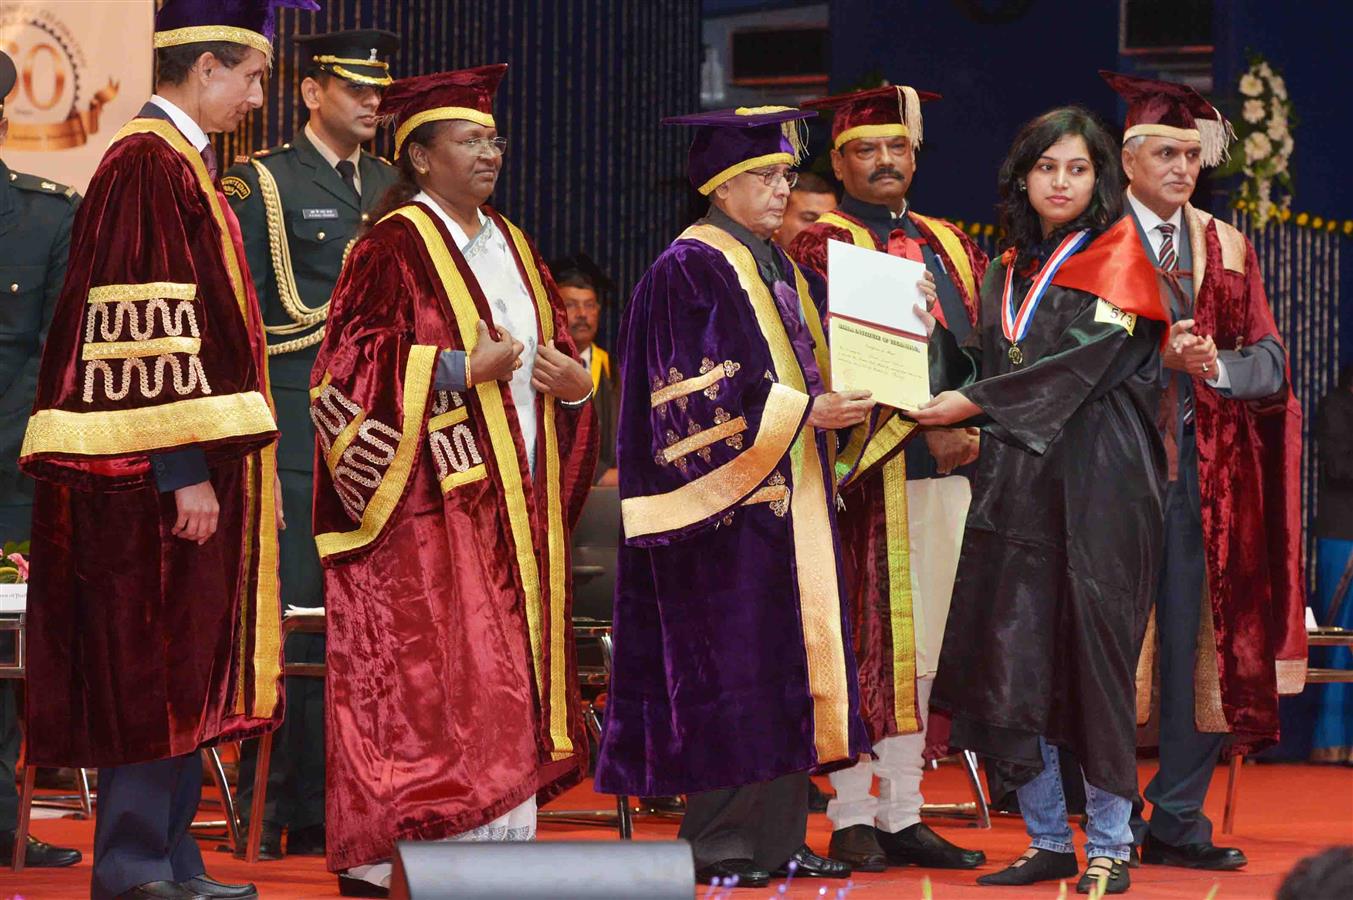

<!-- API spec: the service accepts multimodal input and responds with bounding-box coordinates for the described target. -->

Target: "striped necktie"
[1157,222,1177,271]
[1157,222,1196,424]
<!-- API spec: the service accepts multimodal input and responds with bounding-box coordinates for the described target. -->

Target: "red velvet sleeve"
[310,224,440,564]
[1237,241,1307,683]
[20,131,276,489]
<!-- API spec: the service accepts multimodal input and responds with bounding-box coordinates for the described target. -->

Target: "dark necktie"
[201,143,218,182]
[1156,223,1198,425]
[336,160,359,199]
[1157,222,1177,271]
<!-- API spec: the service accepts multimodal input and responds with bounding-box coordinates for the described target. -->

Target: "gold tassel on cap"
[893,85,923,147]
[1197,109,1235,168]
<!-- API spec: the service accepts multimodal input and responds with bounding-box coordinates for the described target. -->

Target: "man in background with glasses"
[789,84,989,874]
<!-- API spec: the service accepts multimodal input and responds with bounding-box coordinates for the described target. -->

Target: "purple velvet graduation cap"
[155,0,321,57]
[663,106,815,196]
[1100,70,1235,167]
[378,64,509,158]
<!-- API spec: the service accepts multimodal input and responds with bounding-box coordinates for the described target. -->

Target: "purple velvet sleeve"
[616,241,812,547]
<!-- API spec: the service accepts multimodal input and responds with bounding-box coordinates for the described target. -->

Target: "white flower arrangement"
[1221,54,1294,228]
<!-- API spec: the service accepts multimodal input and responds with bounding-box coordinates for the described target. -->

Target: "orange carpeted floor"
[3,762,1350,899]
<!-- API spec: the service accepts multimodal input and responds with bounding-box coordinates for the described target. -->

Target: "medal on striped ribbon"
[1001,229,1090,366]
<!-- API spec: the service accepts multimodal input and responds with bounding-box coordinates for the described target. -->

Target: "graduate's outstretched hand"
[808,390,875,429]
[172,481,219,545]
[910,390,982,427]
[533,342,593,402]
[470,319,524,384]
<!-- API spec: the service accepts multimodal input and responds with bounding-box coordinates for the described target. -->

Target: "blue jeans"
[1016,738,1132,861]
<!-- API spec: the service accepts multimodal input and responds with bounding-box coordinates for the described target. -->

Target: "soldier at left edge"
[0,47,83,871]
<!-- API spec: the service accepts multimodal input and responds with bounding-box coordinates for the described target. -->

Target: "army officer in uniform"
[222,28,401,860]
[0,48,82,869]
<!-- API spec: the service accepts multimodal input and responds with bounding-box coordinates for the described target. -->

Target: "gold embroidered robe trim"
[685,222,852,764]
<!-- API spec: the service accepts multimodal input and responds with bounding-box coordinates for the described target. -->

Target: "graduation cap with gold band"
[662,106,814,196]
[1100,69,1235,167]
[154,0,320,57]
[801,84,940,151]
[295,29,399,87]
[377,64,508,159]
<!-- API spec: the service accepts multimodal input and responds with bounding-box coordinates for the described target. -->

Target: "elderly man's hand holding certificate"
[826,239,937,412]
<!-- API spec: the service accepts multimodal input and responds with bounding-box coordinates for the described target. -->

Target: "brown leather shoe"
[828,824,887,872]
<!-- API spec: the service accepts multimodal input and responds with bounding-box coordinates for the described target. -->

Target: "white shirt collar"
[149,95,209,153]
[304,122,362,171]
[1126,187,1183,236]
[413,190,487,252]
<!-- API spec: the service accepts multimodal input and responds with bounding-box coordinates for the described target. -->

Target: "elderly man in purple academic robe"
[594,106,875,889]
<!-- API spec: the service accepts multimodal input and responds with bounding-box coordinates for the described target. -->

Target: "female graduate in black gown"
[912,107,1168,895]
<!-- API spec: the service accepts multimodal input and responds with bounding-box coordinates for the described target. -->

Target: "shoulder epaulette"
[8,170,76,201]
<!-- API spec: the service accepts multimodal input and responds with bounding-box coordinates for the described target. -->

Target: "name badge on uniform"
[302,208,339,220]
[1094,298,1137,335]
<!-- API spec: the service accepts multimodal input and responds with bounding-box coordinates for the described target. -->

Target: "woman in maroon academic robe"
[912,107,1169,895]
[310,67,597,894]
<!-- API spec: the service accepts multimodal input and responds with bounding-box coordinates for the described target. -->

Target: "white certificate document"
[826,239,931,410]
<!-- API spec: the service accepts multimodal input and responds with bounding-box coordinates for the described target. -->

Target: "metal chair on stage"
[241,610,325,863]
[2,611,240,872]
[922,750,992,829]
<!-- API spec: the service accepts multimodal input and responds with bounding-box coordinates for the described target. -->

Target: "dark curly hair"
[997,105,1123,262]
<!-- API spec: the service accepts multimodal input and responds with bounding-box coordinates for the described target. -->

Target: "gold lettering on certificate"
[828,317,930,411]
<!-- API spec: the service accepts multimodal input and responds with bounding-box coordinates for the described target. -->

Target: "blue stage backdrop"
[212,0,702,346]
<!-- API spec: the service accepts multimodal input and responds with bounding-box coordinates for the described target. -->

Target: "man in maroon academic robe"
[18,2,316,897]
[788,84,987,872]
[1102,70,1306,872]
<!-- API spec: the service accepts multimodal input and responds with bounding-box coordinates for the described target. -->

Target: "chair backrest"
[570,485,619,622]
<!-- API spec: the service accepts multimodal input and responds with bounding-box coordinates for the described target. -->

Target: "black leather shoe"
[695,858,770,888]
[878,822,986,869]
[1141,834,1247,870]
[1127,845,1140,868]
[977,847,1080,886]
[233,822,282,861]
[828,825,887,872]
[286,823,326,856]
[1076,857,1130,894]
[179,875,258,899]
[771,844,851,879]
[114,883,207,900]
[0,830,82,867]
[338,874,390,897]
